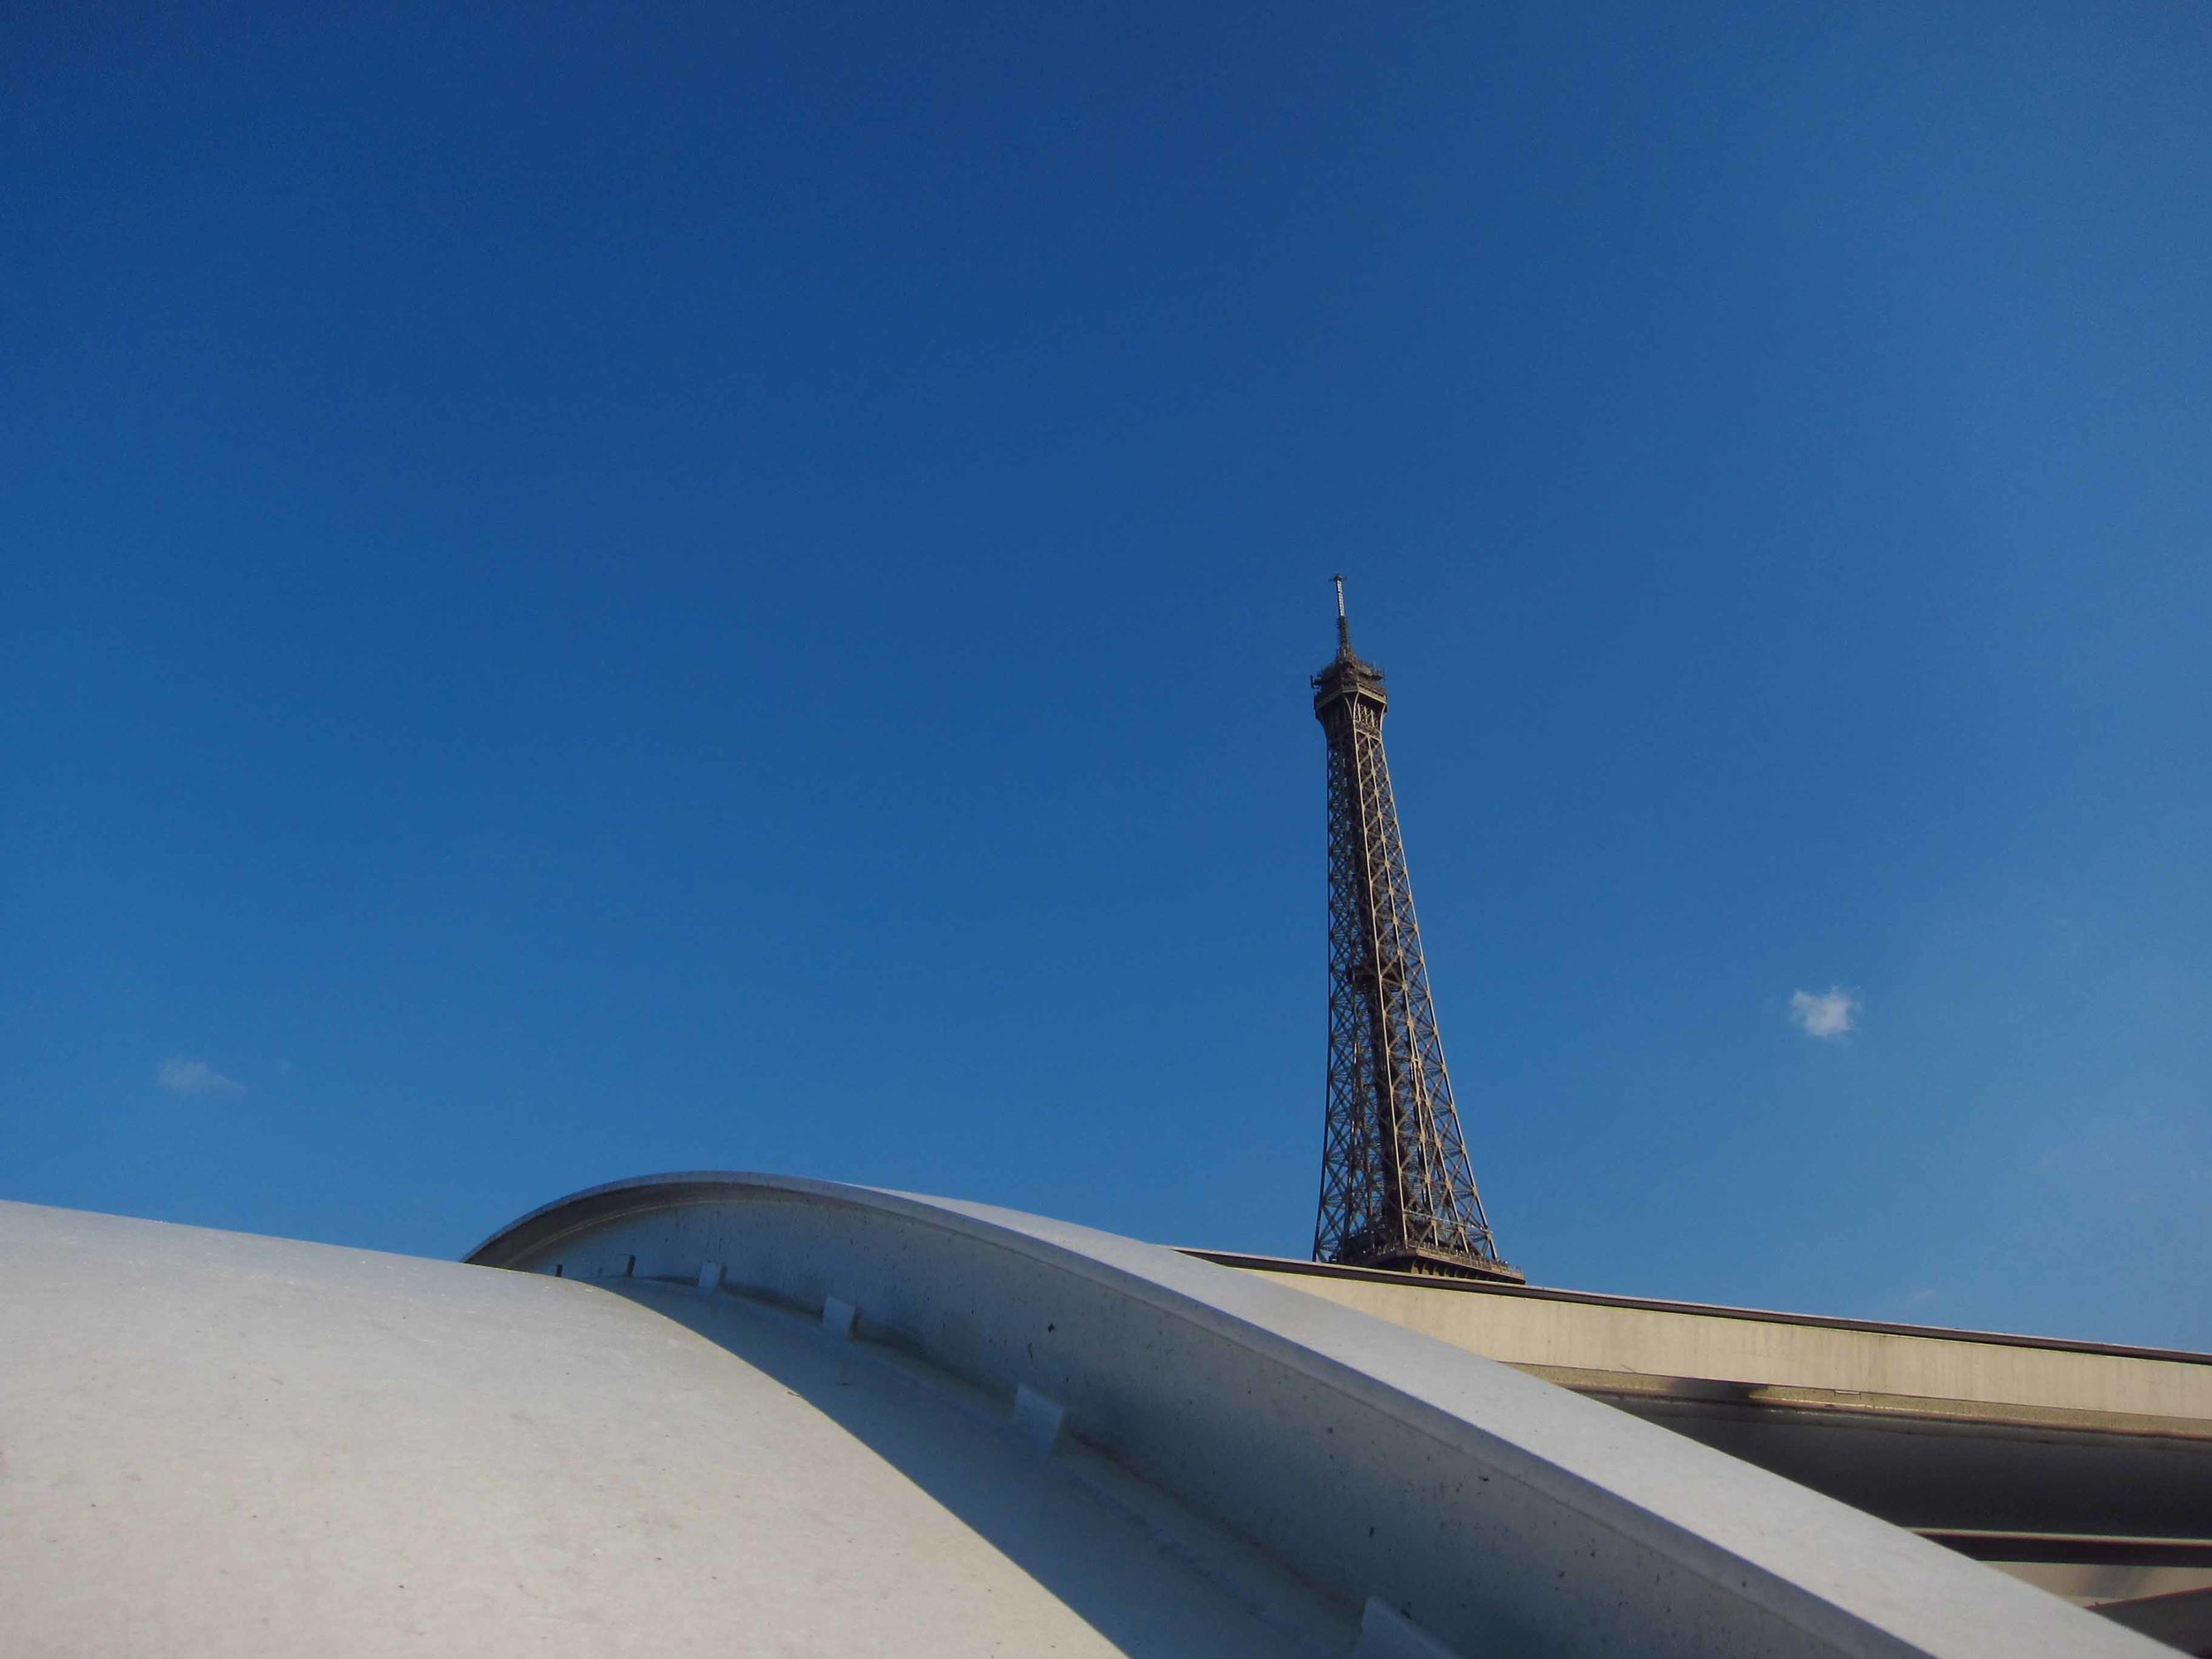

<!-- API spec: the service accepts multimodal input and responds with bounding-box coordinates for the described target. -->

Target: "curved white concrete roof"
[0,1195,1305,1656]
[2,1176,2170,1657]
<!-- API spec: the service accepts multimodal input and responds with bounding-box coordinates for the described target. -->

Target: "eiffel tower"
[1310,579,1520,1282]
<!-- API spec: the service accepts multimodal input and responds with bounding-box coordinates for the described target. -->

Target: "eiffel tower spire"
[1310,581,1519,1281]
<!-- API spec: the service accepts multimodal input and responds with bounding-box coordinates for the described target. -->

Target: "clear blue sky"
[6,4,2207,1348]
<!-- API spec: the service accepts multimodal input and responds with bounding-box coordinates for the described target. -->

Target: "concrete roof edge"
[467,1171,2164,1659]
[1184,1248,2212,1368]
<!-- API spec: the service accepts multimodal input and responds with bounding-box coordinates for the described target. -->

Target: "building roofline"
[1177,1247,2212,1369]
[464,1171,2165,1656]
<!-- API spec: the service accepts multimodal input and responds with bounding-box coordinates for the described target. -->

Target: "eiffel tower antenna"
[1310,580,1520,1281]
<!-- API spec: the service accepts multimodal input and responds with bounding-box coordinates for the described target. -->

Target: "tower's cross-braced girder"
[1311,580,1519,1282]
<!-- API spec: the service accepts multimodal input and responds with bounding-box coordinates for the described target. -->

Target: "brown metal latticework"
[1311,580,1521,1282]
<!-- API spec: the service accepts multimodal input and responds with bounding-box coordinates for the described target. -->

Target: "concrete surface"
[0,1199,1329,1657]
[472,1171,2169,1658]
[1198,1250,2212,1611]
[1198,1253,2212,1423]
[0,1176,2180,1657]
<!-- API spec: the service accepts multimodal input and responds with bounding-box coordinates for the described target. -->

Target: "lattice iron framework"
[1311,579,1519,1282]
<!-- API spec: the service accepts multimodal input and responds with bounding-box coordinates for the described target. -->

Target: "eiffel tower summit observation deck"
[1310,577,1519,1283]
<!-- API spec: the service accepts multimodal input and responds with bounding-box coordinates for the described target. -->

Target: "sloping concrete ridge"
[467,1171,2166,1658]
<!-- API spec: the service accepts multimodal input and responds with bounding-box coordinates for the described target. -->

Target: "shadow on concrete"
[602,1276,1337,1659]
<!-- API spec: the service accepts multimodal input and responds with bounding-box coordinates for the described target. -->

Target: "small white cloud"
[157,1056,245,1097]
[1789,987,1859,1041]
